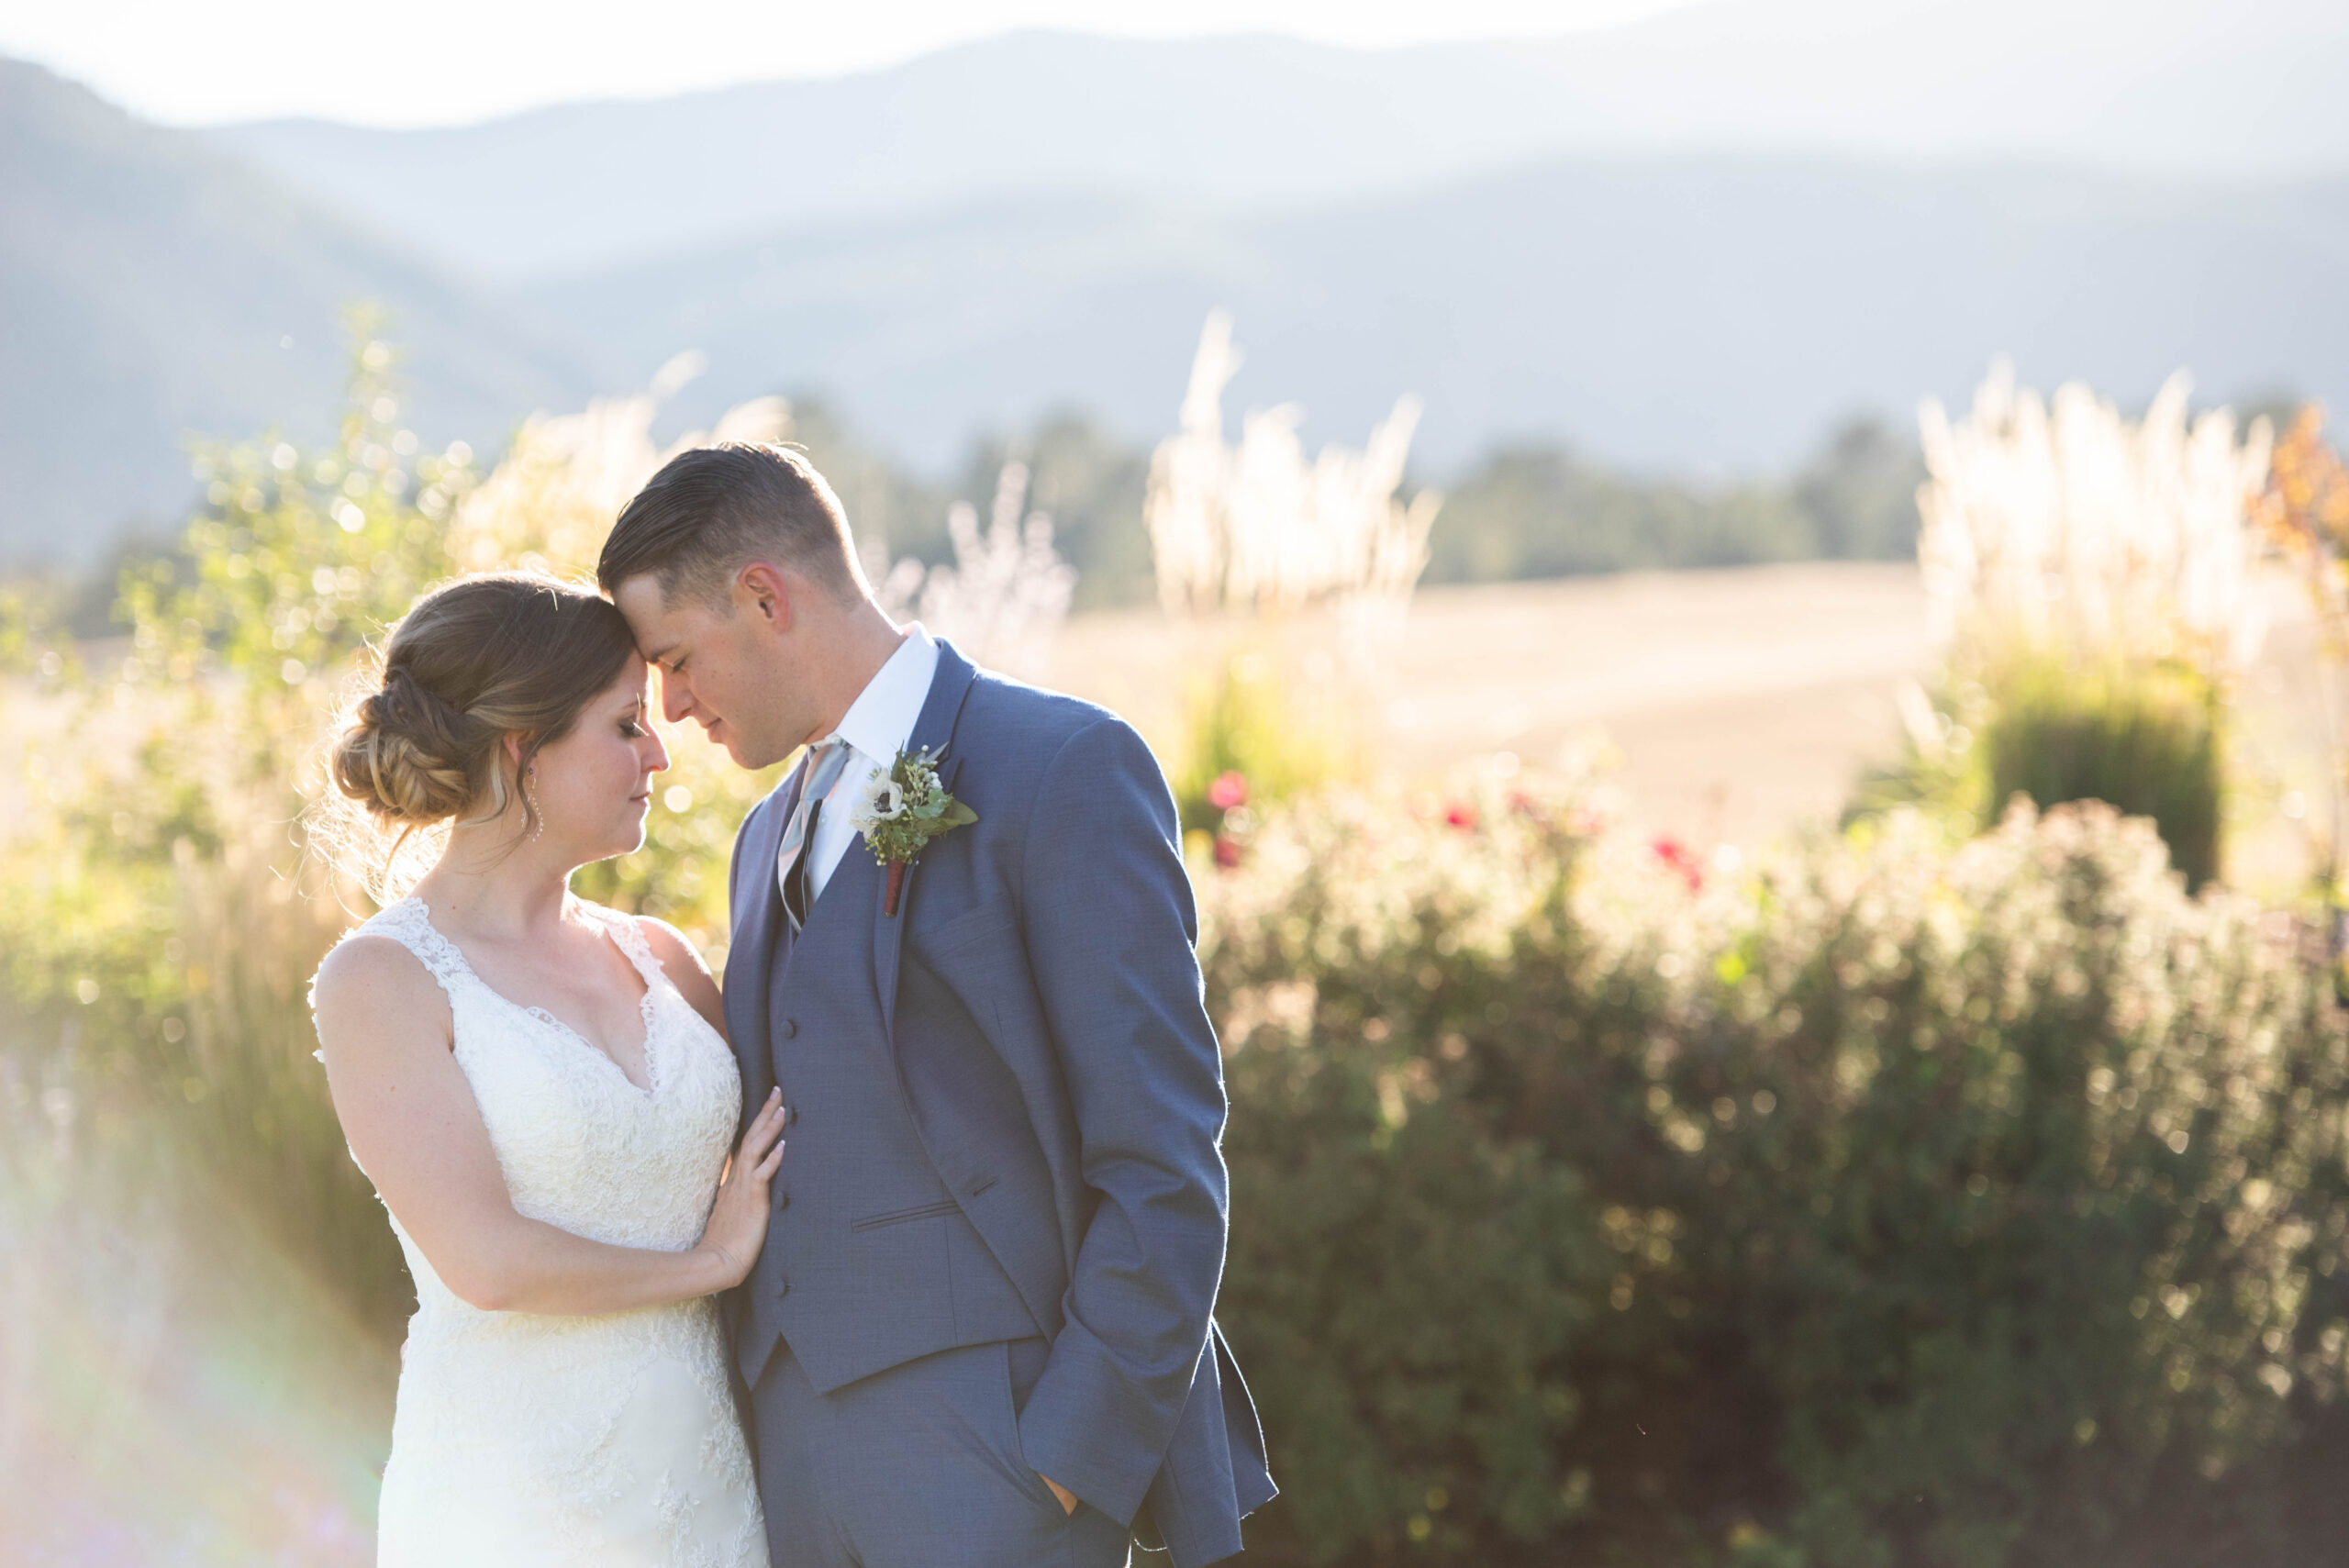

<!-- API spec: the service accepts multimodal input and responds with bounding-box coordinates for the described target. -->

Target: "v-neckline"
[407,895,660,1095]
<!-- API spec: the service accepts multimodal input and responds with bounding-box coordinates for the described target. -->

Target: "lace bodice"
[317,895,766,1568]
[351,895,740,1269]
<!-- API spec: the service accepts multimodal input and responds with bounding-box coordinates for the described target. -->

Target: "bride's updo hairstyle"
[325,573,636,877]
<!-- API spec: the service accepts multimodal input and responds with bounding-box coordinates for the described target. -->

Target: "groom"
[598,443,1274,1568]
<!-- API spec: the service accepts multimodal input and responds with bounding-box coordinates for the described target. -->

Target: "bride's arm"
[313,935,784,1316]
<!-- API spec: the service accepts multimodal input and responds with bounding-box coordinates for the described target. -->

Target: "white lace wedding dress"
[317,895,768,1568]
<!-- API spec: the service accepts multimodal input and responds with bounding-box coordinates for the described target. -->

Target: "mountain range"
[207,0,2349,284]
[0,58,590,564]
[527,161,2349,476]
[4,0,2346,568]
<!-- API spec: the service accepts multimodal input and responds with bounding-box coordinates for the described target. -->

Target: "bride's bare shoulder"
[630,915,714,984]
[566,900,707,975]
[629,916,728,1037]
[315,930,440,995]
[311,933,454,1055]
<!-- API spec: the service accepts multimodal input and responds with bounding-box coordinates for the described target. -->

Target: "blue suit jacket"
[721,640,1275,1566]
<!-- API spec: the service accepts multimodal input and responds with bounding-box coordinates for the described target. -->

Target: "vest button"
[778,1018,798,1040]
[775,1190,789,1210]
[778,1281,790,1297]
[785,1105,800,1126]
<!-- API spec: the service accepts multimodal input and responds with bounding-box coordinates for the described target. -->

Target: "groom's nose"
[657,669,694,725]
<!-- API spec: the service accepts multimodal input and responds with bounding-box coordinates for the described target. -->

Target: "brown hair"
[596,441,868,608]
[328,573,637,848]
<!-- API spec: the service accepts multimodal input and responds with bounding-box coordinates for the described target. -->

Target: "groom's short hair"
[597,442,869,609]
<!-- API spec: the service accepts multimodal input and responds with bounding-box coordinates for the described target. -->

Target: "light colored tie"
[778,739,852,931]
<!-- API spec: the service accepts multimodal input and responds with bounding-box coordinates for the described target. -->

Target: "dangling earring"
[526,762,544,843]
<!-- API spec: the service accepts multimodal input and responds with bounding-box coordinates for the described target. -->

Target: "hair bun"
[329,662,484,826]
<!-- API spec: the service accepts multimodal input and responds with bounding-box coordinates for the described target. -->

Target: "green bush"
[1979,659,2222,891]
[1203,786,2349,1566]
[1422,417,1921,585]
[1170,648,1340,844]
[1849,657,2224,894]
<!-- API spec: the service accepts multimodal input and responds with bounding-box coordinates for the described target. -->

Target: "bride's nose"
[641,730,672,775]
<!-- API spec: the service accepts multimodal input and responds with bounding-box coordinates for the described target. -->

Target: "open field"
[1047,561,2335,895]
[1053,562,1932,848]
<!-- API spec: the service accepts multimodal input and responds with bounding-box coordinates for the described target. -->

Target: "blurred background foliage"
[1169,648,1344,853]
[1845,368,2277,904]
[1422,418,1921,587]
[819,406,1923,613]
[1977,659,2222,892]
[1210,784,2349,1566]
[1850,658,2226,894]
[0,321,793,1383]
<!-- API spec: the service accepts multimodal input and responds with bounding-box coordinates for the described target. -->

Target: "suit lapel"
[872,641,979,1041]
[724,757,807,1122]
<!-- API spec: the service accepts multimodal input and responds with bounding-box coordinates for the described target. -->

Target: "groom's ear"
[736,562,795,634]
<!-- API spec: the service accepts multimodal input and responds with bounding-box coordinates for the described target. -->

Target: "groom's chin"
[718,729,786,773]
[717,743,760,773]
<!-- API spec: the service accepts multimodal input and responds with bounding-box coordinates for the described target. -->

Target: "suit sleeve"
[1013,716,1230,1525]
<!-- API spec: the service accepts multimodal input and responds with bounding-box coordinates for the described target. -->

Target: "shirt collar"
[829,622,940,771]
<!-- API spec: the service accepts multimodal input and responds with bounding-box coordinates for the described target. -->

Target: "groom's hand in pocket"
[1040,1474,1078,1516]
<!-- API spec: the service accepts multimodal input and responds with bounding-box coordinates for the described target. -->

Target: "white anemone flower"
[848,768,906,835]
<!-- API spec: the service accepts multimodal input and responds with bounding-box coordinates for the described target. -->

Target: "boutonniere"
[849,745,978,916]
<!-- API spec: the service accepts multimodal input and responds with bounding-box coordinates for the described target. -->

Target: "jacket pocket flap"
[851,1198,963,1232]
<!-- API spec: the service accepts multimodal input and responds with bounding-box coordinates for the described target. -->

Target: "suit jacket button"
[775,1190,789,1210]
[778,1018,798,1040]
[778,1281,790,1297]
[785,1105,799,1126]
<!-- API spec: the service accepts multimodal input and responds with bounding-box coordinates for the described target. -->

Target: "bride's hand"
[698,1088,786,1289]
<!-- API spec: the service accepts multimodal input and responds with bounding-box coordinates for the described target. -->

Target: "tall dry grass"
[1143,313,1446,843]
[870,457,1077,681]
[1870,362,2277,883]
[1917,361,2274,677]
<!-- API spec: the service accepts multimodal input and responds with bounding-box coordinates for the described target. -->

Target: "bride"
[309,571,781,1567]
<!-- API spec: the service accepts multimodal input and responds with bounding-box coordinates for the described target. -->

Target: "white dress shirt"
[780,624,941,908]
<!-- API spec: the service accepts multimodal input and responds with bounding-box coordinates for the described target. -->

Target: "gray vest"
[737,841,1039,1393]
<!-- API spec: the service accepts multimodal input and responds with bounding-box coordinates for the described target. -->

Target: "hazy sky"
[3,0,1700,128]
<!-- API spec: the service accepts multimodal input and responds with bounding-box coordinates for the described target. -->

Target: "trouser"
[749,1337,1134,1568]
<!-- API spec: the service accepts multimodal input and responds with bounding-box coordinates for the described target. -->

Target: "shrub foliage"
[1203,786,2349,1566]
[1980,658,2223,892]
